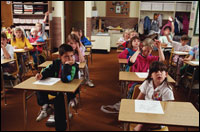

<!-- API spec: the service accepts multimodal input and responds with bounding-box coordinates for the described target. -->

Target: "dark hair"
[58,44,74,56]
[146,61,169,86]
[181,35,189,41]
[128,36,140,49]
[1,32,7,39]
[164,26,171,32]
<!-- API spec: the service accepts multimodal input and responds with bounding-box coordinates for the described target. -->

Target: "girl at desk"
[11,27,33,74]
[127,38,165,99]
[117,29,130,47]
[28,27,45,69]
[67,34,95,88]
[133,61,174,131]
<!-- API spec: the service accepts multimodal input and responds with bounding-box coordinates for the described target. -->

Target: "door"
[1,1,13,27]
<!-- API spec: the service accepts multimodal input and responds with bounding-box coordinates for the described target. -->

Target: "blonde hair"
[142,38,154,49]
[31,27,38,33]
[12,27,25,42]
[35,22,42,27]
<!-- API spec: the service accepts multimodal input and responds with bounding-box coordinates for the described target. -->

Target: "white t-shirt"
[159,33,174,47]
[139,80,174,101]
[1,44,14,59]
[171,41,191,51]
[118,37,126,43]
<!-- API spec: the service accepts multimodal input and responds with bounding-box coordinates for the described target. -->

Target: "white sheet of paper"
[135,72,148,78]
[135,100,164,114]
[173,51,188,55]
[33,78,60,86]
[14,49,24,52]
[190,61,199,65]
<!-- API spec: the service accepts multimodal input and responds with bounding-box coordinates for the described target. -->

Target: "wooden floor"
[1,49,199,131]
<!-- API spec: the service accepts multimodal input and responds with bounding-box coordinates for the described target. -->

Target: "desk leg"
[123,122,129,131]
[90,48,92,64]
[23,90,27,130]
[36,47,39,67]
[188,67,196,101]
[1,67,7,106]
[64,94,70,131]
[21,54,25,80]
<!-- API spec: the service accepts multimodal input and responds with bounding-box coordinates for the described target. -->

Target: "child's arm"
[25,38,34,50]
[129,47,140,64]
[43,11,49,24]
[155,40,165,61]
[136,92,145,100]
[118,49,130,59]
[77,46,85,62]
[183,55,193,61]
[1,44,12,59]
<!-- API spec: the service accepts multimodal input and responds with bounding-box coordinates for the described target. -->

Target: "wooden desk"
[118,59,128,71]
[38,61,86,69]
[14,49,27,53]
[183,60,199,100]
[14,77,83,131]
[1,59,16,105]
[119,71,175,98]
[117,49,123,53]
[172,51,189,56]
[119,99,199,129]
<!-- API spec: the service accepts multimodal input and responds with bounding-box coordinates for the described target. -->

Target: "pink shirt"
[129,54,159,72]
[74,46,85,62]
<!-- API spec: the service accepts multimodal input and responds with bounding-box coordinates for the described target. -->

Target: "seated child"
[134,61,174,131]
[127,38,165,98]
[168,35,191,85]
[117,29,130,47]
[28,27,45,68]
[118,30,139,50]
[35,44,79,131]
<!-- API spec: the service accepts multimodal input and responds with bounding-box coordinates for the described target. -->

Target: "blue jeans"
[30,51,41,64]
[127,82,138,99]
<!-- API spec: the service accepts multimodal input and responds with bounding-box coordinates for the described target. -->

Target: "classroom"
[1,1,199,131]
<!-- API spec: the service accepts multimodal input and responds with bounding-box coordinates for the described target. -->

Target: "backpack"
[151,20,159,32]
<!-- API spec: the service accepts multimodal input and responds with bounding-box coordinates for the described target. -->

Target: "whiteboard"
[194,2,199,35]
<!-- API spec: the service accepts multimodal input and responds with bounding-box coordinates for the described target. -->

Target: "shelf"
[12,3,48,5]
[13,14,45,16]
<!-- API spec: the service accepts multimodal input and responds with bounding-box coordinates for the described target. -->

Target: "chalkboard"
[194,2,199,35]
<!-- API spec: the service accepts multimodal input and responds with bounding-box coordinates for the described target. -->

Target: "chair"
[3,53,21,105]
[129,85,169,131]
[168,48,177,79]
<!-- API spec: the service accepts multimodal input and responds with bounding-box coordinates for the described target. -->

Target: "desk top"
[1,59,16,65]
[85,52,90,56]
[118,59,128,64]
[119,99,199,127]
[31,42,46,46]
[117,49,123,53]
[172,51,189,56]
[14,49,28,53]
[38,61,86,69]
[119,71,175,83]
[184,61,199,67]
[14,77,82,93]
[85,45,93,48]
[53,51,90,56]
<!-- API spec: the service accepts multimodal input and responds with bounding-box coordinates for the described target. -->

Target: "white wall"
[84,1,92,36]
[52,1,65,43]
[130,1,140,18]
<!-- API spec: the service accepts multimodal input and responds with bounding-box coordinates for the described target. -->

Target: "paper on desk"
[190,61,199,65]
[135,72,148,78]
[33,78,60,86]
[135,100,164,114]
[14,49,24,52]
[173,51,188,55]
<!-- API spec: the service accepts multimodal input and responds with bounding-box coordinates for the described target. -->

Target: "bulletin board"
[194,2,199,35]
[106,1,130,17]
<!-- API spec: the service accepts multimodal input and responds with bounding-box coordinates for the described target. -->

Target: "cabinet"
[110,33,123,48]
[91,35,111,52]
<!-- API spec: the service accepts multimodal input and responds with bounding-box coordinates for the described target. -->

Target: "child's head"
[30,27,38,37]
[1,32,7,46]
[146,61,168,85]
[163,26,171,36]
[123,29,130,40]
[35,22,42,32]
[141,38,154,57]
[129,30,139,39]
[13,27,25,42]
[180,35,189,46]
[58,44,74,64]
[71,27,81,40]
[128,36,140,50]
[67,34,81,51]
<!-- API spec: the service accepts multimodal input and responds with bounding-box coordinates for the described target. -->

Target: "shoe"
[86,80,94,87]
[69,97,78,108]
[46,115,55,127]
[36,109,48,122]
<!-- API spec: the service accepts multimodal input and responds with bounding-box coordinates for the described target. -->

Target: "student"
[127,38,165,98]
[11,27,33,50]
[35,44,79,131]
[67,34,94,87]
[79,29,92,46]
[118,36,140,59]
[117,29,130,46]
[134,61,174,131]
[35,11,49,40]
[168,35,191,85]
[118,30,139,50]
[28,27,45,69]
[1,32,17,76]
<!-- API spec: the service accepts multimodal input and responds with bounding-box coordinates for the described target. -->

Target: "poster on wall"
[194,2,199,35]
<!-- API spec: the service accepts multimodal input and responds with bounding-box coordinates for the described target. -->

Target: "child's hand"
[45,11,49,16]
[79,56,85,63]
[24,47,29,50]
[65,58,75,66]
[35,73,43,80]
[154,40,161,49]
[14,46,18,49]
